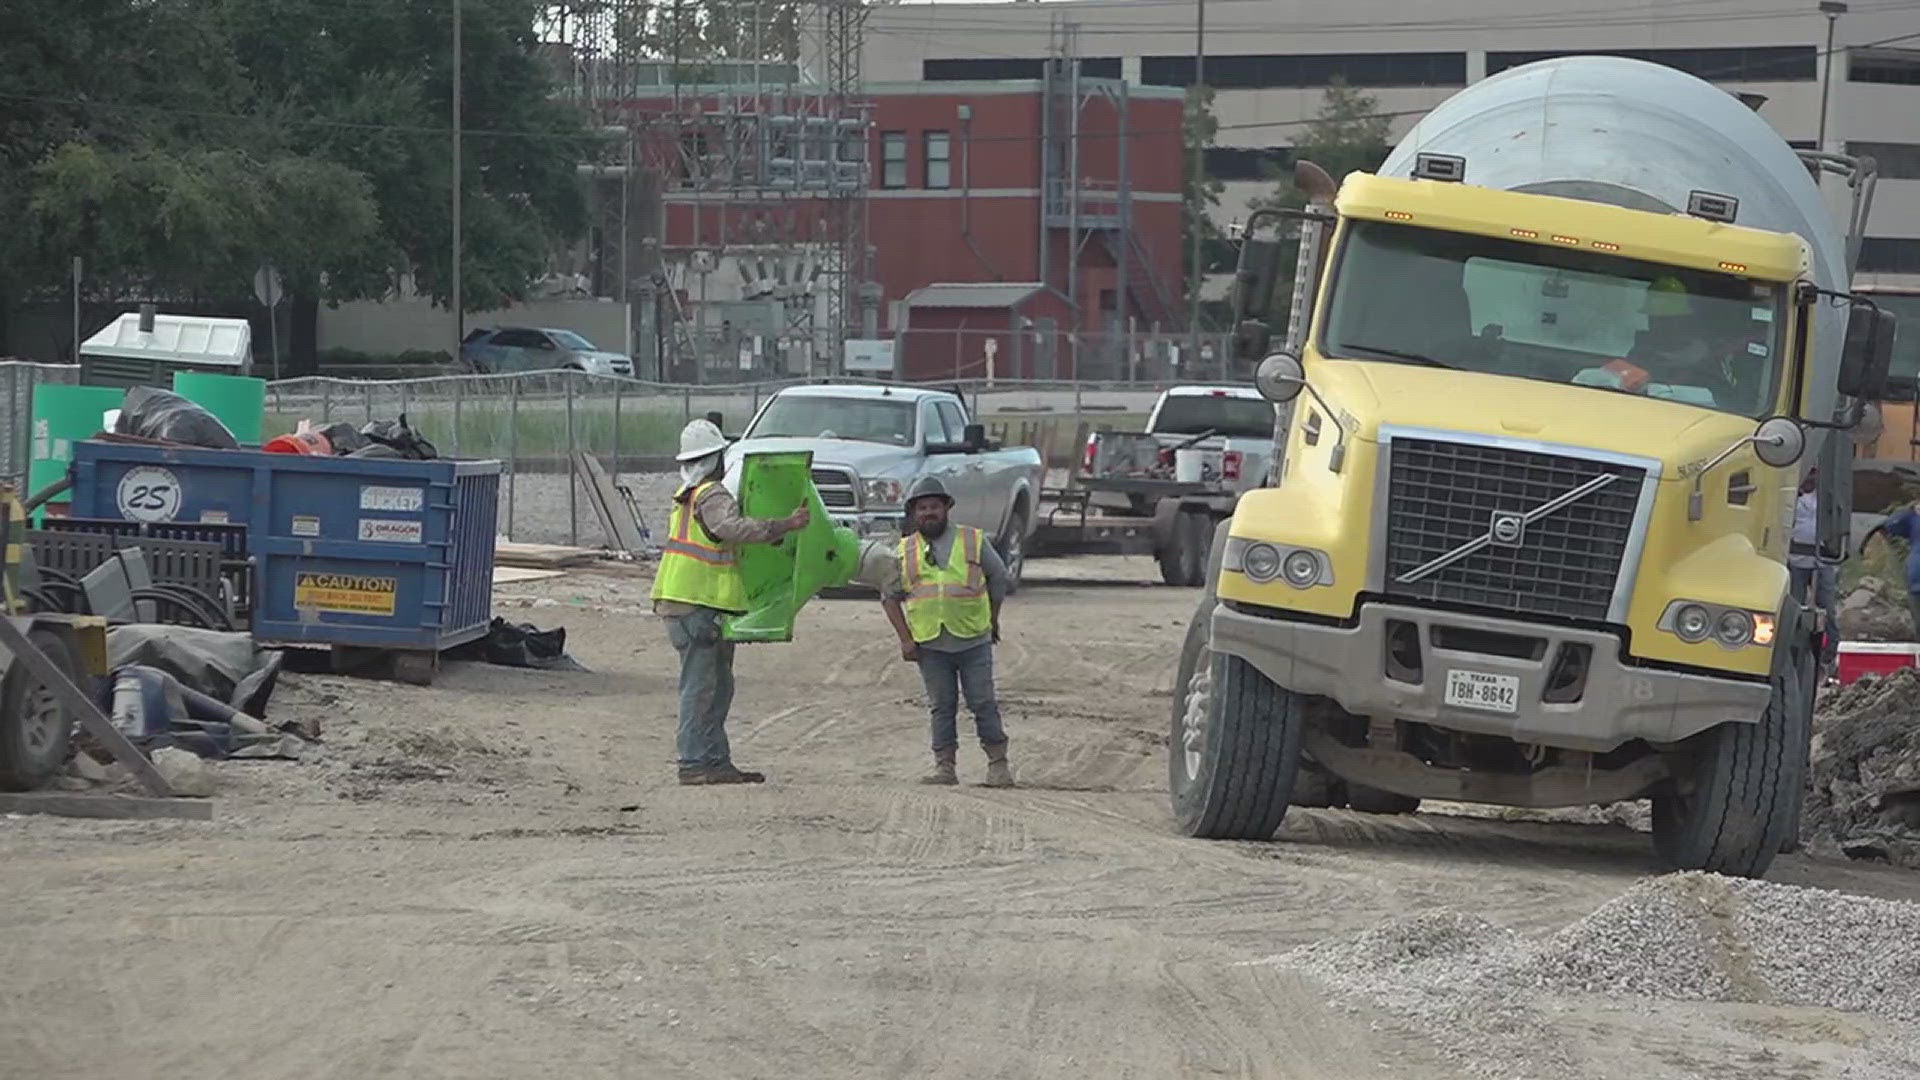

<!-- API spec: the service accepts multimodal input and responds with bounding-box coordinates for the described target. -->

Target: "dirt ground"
[3,555,1919,1080]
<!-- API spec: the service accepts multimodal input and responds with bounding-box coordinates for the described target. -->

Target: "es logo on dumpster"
[294,572,397,616]
[116,466,181,522]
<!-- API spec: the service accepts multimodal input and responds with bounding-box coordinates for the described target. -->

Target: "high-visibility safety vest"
[650,481,748,614]
[898,525,992,643]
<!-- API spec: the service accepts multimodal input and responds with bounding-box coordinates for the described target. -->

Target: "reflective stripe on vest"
[899,526,992,642]
[650,481,748,613]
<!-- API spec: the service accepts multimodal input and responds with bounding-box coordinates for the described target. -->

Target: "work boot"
[981,742,1015,788]
[918,748,958,786]
[679,764,766,785]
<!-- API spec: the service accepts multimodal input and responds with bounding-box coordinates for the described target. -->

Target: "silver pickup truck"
[723,384,1045,588]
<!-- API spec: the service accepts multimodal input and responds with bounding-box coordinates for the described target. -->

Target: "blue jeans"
[665,607,736,768]
[916,643,1006,752]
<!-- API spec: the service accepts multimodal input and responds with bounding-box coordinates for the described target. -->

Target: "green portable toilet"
[724,450,861,643]
[173,371,267,445]
[27,384,126,520]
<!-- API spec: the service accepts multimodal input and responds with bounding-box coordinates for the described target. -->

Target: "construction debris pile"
[1805,668,1920,868]
[1838,574,1913,641]
[1263,873,1920,1076]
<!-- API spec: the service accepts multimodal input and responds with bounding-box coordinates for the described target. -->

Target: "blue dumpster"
[70,442,500,657]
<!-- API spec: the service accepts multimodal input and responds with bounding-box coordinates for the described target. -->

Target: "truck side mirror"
[1839,300,1897,400]
[962,422,987,452]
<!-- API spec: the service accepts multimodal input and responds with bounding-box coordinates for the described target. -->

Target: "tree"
[1244,78,1394,334]
[1182,85,1234,325]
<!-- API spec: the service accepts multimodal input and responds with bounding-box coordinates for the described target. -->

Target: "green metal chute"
[723,450,862,643]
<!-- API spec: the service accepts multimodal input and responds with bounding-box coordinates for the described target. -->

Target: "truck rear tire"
[0,628,78,792]
[1651,645,1812,878]
[1169,597,1302,839]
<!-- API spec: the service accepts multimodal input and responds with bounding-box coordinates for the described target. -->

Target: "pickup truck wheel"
[1345,784,1422,814]
[996,508,1027,596]
[1158,510,1208,587]
[1650,644,1812,878]
[1170,597,1302,839]
[0,628,78,792]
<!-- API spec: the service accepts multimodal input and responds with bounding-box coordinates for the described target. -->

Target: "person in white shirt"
[1787,467,1839,673]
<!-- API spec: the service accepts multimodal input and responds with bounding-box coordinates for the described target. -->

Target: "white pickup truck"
[1035,385,1277,585]
[723,384,1046,588]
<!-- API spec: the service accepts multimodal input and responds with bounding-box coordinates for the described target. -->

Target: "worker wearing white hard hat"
[650,418,810,785]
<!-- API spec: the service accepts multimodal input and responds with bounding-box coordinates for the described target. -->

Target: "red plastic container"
[263,430,332,456]
[1836,642,1920,685]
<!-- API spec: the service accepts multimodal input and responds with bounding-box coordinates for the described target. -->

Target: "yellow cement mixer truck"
[1172,56,1898,878]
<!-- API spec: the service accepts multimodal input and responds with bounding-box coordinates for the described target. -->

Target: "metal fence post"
[400,381,411,424]
[612,377,623,481]
[365,384,374,424]
[322,382,333,424]
[683,385,692,424]
[507,375,520,542]
[451,378,462,458]
[566,374,579,547]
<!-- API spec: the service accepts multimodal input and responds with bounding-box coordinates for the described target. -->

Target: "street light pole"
[452,0,465,357]
[1816,1,1848,154]
[1187,0,1206,376]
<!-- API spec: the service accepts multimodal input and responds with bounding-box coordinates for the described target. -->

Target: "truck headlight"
[1222,537,1330,588]
[1241,543,1282,582]
[1714,609,1755,649]
[863,478,904,508]
[1282,550,1321,588]
[1661,600,1772,650]
[1673,603,1713,643]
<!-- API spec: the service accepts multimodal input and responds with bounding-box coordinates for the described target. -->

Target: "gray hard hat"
[905,475,954,507]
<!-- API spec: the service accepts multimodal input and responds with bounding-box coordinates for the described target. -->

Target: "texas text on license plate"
[1444,669,1520,714]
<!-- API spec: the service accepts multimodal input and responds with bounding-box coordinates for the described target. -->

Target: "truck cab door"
[919,400,970,521]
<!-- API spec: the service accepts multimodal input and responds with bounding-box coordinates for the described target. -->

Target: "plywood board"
[492,566,566,585]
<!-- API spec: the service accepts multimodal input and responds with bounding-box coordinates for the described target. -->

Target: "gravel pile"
[1806,668,1920,869]
[1258,873,1920,1075]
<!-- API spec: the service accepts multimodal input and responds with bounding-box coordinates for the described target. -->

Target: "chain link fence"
[0,361,1237,547]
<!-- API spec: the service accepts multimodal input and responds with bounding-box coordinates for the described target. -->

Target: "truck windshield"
[1150,396,1277,438]
[749,397,919,445]
[1322,220,1786,418]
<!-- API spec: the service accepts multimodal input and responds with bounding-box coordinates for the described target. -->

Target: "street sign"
[253,267,283,308]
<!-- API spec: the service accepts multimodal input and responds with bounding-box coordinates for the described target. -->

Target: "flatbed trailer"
[1032,482,1240,586]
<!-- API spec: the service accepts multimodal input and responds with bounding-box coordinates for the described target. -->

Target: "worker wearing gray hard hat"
[876,475,1015,787]
[650,418,810,785]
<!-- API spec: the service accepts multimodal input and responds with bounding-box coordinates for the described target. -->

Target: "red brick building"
[622,77,1186,380]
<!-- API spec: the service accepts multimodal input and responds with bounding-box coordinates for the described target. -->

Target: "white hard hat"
[676,418,727,461]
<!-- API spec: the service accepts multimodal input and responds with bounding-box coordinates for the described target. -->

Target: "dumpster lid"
[81,313,251,369]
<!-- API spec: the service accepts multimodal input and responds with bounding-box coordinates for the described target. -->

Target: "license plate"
[1444,670,1520,714]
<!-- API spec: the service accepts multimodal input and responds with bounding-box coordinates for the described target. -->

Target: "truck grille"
[1383,437,1647,622]
[810,467,858,509]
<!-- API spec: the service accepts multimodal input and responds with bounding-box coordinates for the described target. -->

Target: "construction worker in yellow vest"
[878,476,1014,787]
[651,418,810,785]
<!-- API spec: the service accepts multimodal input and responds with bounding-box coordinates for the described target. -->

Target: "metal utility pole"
[452,0,465,355]
[1186,0,1206,376]
[1816,1,1849,154]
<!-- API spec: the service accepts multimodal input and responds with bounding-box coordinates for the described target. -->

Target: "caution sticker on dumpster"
[360,485,425,512]
[294,572,397,615]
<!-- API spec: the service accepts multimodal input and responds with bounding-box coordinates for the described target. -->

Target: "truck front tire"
[1650,644,1813,878]
[1158,509,1210,587]
[1170,597,1302,839]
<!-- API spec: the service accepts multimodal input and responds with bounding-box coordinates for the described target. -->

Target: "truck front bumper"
[1210,600,1772,751]
[828,511,904,541]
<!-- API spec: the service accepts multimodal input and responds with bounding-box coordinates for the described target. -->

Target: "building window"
[1848,142,1920,180]
[1860,239,1920,275]
[1141,52,1466,89]
[1485,47,1817,82]
[925,131,952,189]
[924,57,1120,81]
[880,132,907,189]
[1852,49,1920,86]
